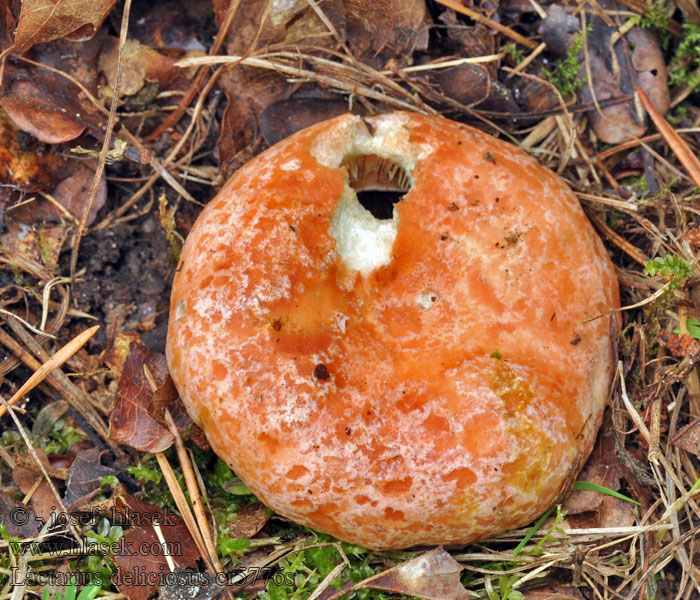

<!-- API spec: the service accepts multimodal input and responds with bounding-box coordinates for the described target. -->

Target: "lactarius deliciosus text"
[166,112,620,550]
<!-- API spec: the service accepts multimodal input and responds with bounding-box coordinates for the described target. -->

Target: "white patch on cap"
[415,290,439,310]
[280,158,301,171]
[329,184,398,276]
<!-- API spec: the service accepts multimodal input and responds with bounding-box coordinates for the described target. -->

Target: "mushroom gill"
[342,154,412,220]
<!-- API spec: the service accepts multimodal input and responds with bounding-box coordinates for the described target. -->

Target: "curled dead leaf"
[108,342,189,453]
[12,0,118,53]
[356,547,471,600]
[98,36,199,100]
[0,35,105,143]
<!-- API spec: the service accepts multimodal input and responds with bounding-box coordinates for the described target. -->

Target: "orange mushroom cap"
[166,112,620,550]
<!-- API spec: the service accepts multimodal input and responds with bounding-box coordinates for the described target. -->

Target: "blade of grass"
[573,481,641,506]
[513,505,555,556]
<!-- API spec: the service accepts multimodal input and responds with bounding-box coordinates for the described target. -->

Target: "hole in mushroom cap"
[330,153,413,275]
[342,154,411,220]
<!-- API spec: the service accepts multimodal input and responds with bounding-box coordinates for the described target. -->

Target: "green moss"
[542,26,591,97]
[644,254,692,288]
[668,23,700,88]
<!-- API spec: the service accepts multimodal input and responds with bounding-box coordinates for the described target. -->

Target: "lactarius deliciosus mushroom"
[166,112,620,550]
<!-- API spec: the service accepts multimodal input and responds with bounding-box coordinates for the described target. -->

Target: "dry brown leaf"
[217,67,292,178]
[13,0,118,53]
[563,415,637,528]
[356,547,471,600]
[1,79,88,143]
[0,0,20,51]
[108,342,179,452]
[104,331,143,378]
[12,466,56,526]
[129,1,209,50]
[628,28,670,115]
[439,9,495,73]
[63,447,117,510]
[111,493,200,600]
[671,416,700,458]
[659,332,700,358]
[212,0,345,56]
[0,493,40,537]
[259,98,352,147]
[428,63,521,113]
[98,36,198,100]
[223,502,270,539]
[0,35,104,143]
[10,161,107,227]
[344,0,429,66]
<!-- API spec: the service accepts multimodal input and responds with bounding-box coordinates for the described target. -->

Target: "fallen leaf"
[356,547,471,600]
[63,447,118,510]
[628,28,670,116]
[344,0,429,67]
[98,36,198,100]
[104,331,143,378]
[0,493,40,537]
[212,0,345,56]
[111,492,200,600]
[129,0,209,51]
[671,416,700,458]
[10,160,107,227]
[0,0,19,51]
[1,35,105,143]
[12,466,56,526]
[188,423,211,451]
[222,502,269,539]
[439,9,495,73]
[259,98,352,147]
[13,0,118,53]
[1,79,87,143]
[51,163,107,225]
[426,63,522,114]
[109,342,178,452]
[217,67,291,178]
